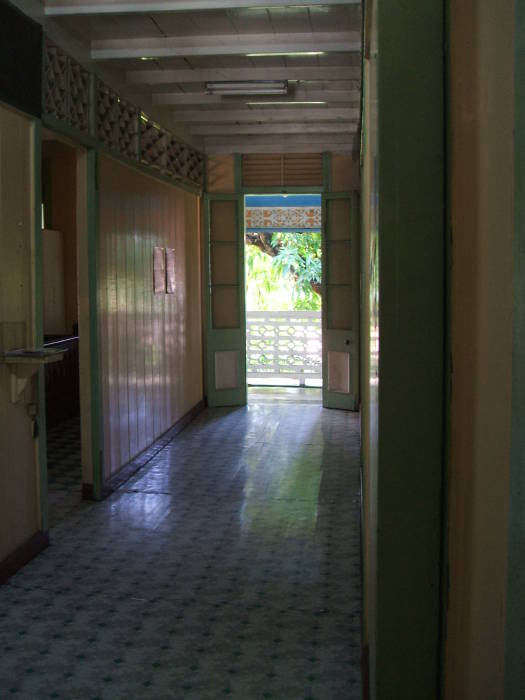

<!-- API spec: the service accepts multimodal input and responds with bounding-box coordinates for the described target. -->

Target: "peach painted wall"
[42,140,78,334]
[446,0,514,697]
[98,156,203,478]
[0,105,40,560]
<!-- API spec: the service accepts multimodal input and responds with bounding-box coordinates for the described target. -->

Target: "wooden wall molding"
[0,532,49,586]
[101,399,205,498]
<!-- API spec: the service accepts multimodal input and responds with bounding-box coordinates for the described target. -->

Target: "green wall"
[360,0,379,692]
[361,1,445,697]
[506,3,525,696]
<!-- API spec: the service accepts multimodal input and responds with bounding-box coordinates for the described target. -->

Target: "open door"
[322,192,359,410]
[204,194,247,407]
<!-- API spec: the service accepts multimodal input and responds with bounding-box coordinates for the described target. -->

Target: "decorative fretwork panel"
[166,137,184,176]
[247,311,322,385]
[43,41,69,123]
[97,81,139,160]
[140,118,168,171]
[181,147,204,186]
[68,61,90,133]
[42,35,204,188]
[43,39,91,134]
[141,121,204,186]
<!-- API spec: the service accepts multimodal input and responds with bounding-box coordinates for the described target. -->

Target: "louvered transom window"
[241,154,323,188]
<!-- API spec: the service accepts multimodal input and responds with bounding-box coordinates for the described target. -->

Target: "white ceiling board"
[170,107,358,122]
[281,55,323,69]
[148,13,203,36]
[78,44,358,74]
[38,0,363,154]
[191,122,357,135]
[205,132,355,145]
[204,141,357,155]
[58,13,166,40]
[45,1,360,16]
[127,66,361,84]
[266,7,312,34]
[154,9,237,35]
[153,89,360,105]
[51,5,361,40]
[310,4,361,32]
[182,55,262,69]
[91,31,361,59]
[137,79,359,96]
[318,52,360,66]
[226,7,274,34]
[291,79,360,90]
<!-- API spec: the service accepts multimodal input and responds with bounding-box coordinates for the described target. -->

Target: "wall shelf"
[2,348,66,403]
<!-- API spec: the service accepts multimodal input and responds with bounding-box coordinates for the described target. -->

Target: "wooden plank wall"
[331,153,360,192]
[42,140,77,334]
[98,156,203,478]
[206,155,235,193]
[0,105,39,560]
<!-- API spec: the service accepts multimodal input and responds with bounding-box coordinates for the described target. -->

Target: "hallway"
[0,399,361,699]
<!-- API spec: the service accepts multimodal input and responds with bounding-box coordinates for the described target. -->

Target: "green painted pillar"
[505,3,525,696]
[373,1,445,697]
[32,118,48,534]
[87,149,103,499]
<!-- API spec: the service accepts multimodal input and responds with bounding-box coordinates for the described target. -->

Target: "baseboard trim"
[101,398,206,498]
[0,531,49,586]
[362,644,370,700]
[82,483,94,500]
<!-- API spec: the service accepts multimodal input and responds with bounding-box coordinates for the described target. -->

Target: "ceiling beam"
[204,141,357,155]
[205,132,354,145]
[171,107,358,122]
[45,0,360,16]
[127,66,361,85]
[153,90,360,106]
[91,32,360,60]
[190,122,357,135]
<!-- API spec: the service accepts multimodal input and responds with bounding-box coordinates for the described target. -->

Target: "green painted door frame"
[211,152,360,409]
[33,135,103,517]
[204,193,247,407]
[505,3,525,695]
[85,149,103,499]
[322,191,360,410]
[31,118,48,534]
[360,1,446,698]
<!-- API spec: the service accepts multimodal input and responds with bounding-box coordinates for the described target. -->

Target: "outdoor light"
[205,81,288,96]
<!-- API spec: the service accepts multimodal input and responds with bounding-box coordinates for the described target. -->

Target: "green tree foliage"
[245,232,322,311]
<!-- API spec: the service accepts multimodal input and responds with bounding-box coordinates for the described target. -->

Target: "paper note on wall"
[153,246,166,294]
[166,248,176,294]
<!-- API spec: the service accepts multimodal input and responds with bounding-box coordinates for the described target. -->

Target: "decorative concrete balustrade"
[246,310,322,386]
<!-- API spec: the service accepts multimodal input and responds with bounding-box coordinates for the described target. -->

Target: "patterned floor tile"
[1,394,362,699]
[46,416,84,529]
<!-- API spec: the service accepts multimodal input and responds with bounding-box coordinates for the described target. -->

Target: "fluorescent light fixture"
[246,51,326,57]
[140,56,155,61]
[206,80,288,96]
[247,101,327,105]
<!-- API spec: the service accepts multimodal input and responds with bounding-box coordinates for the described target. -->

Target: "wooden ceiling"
[41,0,362,154]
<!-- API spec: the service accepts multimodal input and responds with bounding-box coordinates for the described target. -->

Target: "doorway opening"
[244,194,322,404]
[41,132,84,527]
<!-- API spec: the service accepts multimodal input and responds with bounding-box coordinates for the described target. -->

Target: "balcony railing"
[246,310,322,386]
